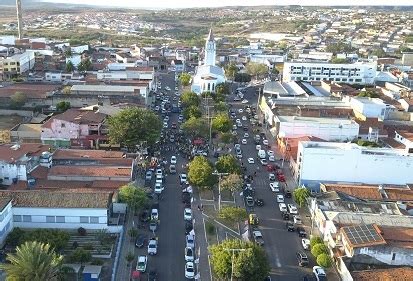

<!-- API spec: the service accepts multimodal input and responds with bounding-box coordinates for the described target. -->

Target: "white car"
[170,156,177,164]
[238,108,243,113]
[276,194,284,203]
[236,153,243,159]
[263,139,269,146]
[163,122,168,128]
[242,116,247,121]
[186,234,195,248]
[241,138,247,145]
[185,261,195,279]
[268,173,276,181]
[154,183,163,194]
[164,116,170,122]
[279,203,287,212]
[244,133,249,138]
[185,246,194,262]
[234,143,241,149]
[260,158,268,165]
[136,255,147,272]
[237,122,243,127]
[151,209,159,220]
[165,86,171,91]
[241,99,249,104]
[147,238,158,255]
[180,173,187,184]
[313,266,327,281]
[235,118,241,124]
[156,168,163,177]
[288,204,298,215]
[294,215,302,225]
[184,208,192,221]
[268,155,275,162]
[255,145,261,151]
[269,182,280,192]
[247,158,255,164]
[302,238,310,250]
[267,150,274,157]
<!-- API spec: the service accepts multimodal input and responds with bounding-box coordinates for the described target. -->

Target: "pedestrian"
[197,205,201,211]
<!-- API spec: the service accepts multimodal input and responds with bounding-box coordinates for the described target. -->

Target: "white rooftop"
[277,116,356,125]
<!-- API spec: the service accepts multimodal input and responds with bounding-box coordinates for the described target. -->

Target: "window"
[90,217,99,224]
[392,253,396,261]
[23,215,32,222]
[80,216,89,223]
[56,216,65,223]
[13,215,22,222]
[61,123,66,128]
[46,216,55,223]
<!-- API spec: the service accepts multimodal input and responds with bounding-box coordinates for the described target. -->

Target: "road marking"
[202,217,209,247]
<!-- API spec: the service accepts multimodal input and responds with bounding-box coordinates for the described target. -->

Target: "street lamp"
[212,170,229,211]
[224,248,246,281]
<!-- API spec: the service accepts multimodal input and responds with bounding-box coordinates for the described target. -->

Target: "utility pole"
[224,248,246,281]
[16,0,23,40]
[212,171,229,211]
[256,87,262,114]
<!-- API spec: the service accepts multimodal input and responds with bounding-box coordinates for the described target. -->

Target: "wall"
[47,175,130,182]
[12,207,108,230]
[298,142,413,188]
[0,202,13,246]
[356,246,413,266]
[0,162,28,185]
[41,119,81,142]
[0,109,33,117]
[350,98,387,119]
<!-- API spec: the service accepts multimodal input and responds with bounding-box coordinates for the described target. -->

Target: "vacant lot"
[0,115,23,130]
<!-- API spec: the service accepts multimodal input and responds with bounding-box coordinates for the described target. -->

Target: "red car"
[277,174,286,182]
[266,164,276,172]
[276,169,283,175]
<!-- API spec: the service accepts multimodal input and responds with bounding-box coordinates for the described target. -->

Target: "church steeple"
[204,28,216,66]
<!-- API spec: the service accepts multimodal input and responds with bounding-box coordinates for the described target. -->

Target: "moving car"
[154,183,163,194]
[270,182,280,192]
[288,204,298,215]
[136,255,148,272]
[277,194,284,203]
[180,173,188,184]
[278,203,287,212]
[169,164,177,174]
[185,262,195,279]
[145,171,153,181]
[185,246,194,262]
[147,238,158,255]
[247,158,255,164]
[268,173,276,181]
[242,138,247,145]
[297,226,307,237]
[286,221,295,232]
[260,158,268,165]
[151,209,159,220]
[171,156,177,164]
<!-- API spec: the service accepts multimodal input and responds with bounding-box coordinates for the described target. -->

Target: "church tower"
[204,29,216,66]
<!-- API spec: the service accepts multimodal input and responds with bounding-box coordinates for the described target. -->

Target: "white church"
[191,29,226,94]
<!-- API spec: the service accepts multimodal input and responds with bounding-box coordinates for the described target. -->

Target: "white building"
[66,55,82,68]
[274,116,360,141]
[191,29,226,94]
[0,190,120,245]
[283,61,377,85]
[349,97,394,120]
[295,141,413,191]
[71,45,89,54]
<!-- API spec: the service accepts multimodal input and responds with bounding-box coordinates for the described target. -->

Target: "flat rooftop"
[277,115,356,125]
[265,96,350,108]
[71,85,138,92]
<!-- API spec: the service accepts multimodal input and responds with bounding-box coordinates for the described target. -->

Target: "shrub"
[72,241,79,249]
[91,259,104,266]
[77,227,87,236]
[317,253,333,268]
[84,243,94,251]
[311,243,329,258]
[206,222,215,235]
[310,236,323,248]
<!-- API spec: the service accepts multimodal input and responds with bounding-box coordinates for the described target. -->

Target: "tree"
[56,101,71,112]
[188,156,216,188]
[224,63,238,79]
[119,184,149,213]
[331,58,348,64]
[215,155,241,175]
[234,73,251,83]
[10,91,27,108]
[220,132,233,144]
[214,101,228,113]
[317,253,333,268]
[183,105,202,120]
[371,48,386,58]
[311,243,329,258]
[325,42,355,55]
[310,236,324,248]
[209,239,270,280]
[70,248,92,265]
[215,83,230,96]
[77,58,92,72]
[219,206,247,222]
[62,86,71,95]
[357,90,379,98]
[293,187,310,207]
[182,117,209,138]
[212,113,232,133]
[245,62,268,79]
[126,252,134,266]
[107,107,162,149]
[220,173,243,192]
[64,49,72,57]
[180,91,200,108]
[179,72,192,86]
[0,241,63,281]
[65,61,74,72]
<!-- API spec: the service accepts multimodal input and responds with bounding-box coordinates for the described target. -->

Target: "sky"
[40,0,413,9]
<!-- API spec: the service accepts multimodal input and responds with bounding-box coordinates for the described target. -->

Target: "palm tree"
[0,241,63,281]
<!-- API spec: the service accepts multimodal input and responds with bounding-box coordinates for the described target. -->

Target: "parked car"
[245,196,254,207]
[151,209,159,220]
[180,173,188,184]
[185,246,194,262]
[297,226,307,237]
[268,173,276,181]
[145,171,153,181]
[278,203,287,212]
[149,221,157,232]
[302,238,310,250]
[252,230,264,246]
[186,234,195,248]
[182,192,191,205]
[184,208,193,221]
[286,221,295,232]
[288,204,298,214]
[169,164,177,174]
[135,234,147,248]
[136,255,148,272]
[185,262,195,279]
[313,266,327,281]
[147,238,158,255]
[270,182,280,192]
[294,215,303,225]
[281,211,290,220]
[296,251,309,267]
[285,190,292,198]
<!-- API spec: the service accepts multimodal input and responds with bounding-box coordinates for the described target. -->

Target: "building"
[10,123,42,143]
[191,29,226,94]
[171,59,185,72]
[295,141,413,191]
[402,53,413,66]
[0,52,35,78]
[274,116,360,141]
[0,143,52,186]
[283,61,377,85]
[70,84,148,100]
[41,108,108,148]
[263,81,307,98]
[349,97,395,120]
[0,189,118,245]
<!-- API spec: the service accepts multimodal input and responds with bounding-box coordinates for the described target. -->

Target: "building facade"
[283,61,377,85]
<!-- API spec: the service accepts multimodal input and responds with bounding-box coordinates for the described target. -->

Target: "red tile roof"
[53,149,125,159]
[0,144,51,164]
[0,84,58,98]
[351,267,413,281]
[42,109,107,129]
[321,183,383,200]
[378,226,413,249]
[48,165,131,178]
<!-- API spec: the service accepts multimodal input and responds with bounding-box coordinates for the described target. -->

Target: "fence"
[111,226,124,281]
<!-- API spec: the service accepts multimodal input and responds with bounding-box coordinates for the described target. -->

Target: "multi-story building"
[283,61,377,85]
[0,52,35,78]
[294,141,413,191]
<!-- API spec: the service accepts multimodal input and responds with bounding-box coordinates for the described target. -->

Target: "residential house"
[41,108,108,148]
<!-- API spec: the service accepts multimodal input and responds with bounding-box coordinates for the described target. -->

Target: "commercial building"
[70,84,149,100]
[295,141,413,191]
[274,116,360,141]
[283,61,377,85]
[0,52,35,78]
